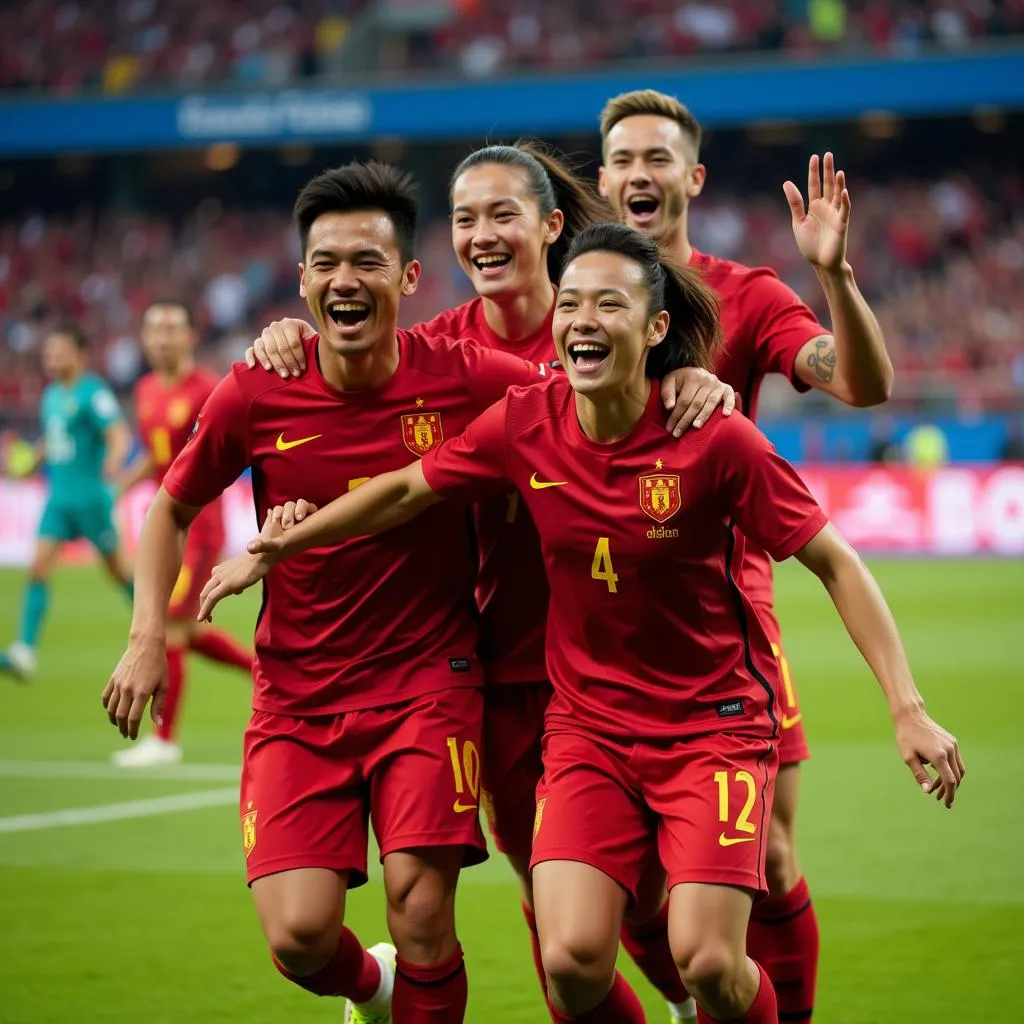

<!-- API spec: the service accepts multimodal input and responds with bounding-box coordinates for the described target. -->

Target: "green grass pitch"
[0,559,1020,1022]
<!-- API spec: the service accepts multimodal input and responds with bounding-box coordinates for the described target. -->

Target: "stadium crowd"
[1,0,1022,94]
[1,165,1021,430]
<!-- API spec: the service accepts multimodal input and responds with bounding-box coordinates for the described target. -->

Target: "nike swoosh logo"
[453,801,478,814]
[530,473,568,490]
[276,432,322,451]
[781,713,802,730]
[718,833,757,847]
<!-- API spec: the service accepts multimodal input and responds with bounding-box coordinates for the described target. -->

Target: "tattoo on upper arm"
[806,337,836,384]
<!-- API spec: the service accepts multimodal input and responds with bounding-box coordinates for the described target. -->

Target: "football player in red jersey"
[113,300,252,768]
[598,89,895,1022]
[244,142,733,1021]
[102,161,559,1024]
[200,222,963,1024]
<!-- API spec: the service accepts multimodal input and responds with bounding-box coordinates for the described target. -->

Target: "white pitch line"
[0,787,238,835]
[0,759,240,781]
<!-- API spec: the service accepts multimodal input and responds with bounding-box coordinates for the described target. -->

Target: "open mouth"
[472,253,512,273]
[568,341,610,373]
[327,301,371,330]
[626,194,660,222]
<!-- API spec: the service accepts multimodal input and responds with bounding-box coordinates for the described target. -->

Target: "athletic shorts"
[239,687,487,886]
[38,493,118,555]
[755,602,810,765]
[480,681,551,857]
[167,532,218,621]
[531,728,778,901]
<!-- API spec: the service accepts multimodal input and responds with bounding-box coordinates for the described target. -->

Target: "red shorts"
[239,687,488,886]
[755,603,810,766]
[167,532,219,621]
[481,681,551,857]
[531,729,778,901]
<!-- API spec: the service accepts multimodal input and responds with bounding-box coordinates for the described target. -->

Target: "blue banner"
[1,47,1022,155]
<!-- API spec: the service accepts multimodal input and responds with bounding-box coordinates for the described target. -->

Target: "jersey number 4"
[591,537,619,593]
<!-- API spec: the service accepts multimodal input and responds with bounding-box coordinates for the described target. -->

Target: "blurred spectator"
[1,0,1022,96]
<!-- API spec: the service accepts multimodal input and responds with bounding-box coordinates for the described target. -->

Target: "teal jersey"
[40,373,123,502]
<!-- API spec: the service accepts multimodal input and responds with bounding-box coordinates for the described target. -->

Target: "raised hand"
[783,152,851,273]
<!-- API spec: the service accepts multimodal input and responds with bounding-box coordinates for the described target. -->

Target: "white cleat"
[344,942,396,1024]
[0,642,37,682]
[111,734,182,768]
[669,997,699,1022]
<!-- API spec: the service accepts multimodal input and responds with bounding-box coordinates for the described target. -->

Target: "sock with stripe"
[696,961,778,1023]
[549,970,646,1023]
[747,877,818,1022]
[19,579,49,648]
[272,926,382,1000]
[393,944,468,1023]
[620,902,693,1007]
[189,628,253,672]
[155,646,185,742]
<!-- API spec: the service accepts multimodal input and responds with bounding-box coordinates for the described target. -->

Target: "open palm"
[783,152,851,272]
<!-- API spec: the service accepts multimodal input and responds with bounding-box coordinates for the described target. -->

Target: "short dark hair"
[450,141,611,283]
[600,89,703,161]
[294,160,419,263]
[145,298,194,327]
[561,222,722,378]
[48,323,89,351]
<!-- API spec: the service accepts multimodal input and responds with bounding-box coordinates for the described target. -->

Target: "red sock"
[747,877,818,1022]
[522,903,551,1004]
[272,926,381,1000]
[156,646,185,741]
[189,628,253,672]
[393,944,467,1023]
[549,971,646,1023]
[620,902,691,1005]
[696,962,778,1023]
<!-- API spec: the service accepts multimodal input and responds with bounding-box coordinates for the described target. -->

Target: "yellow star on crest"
[655,458,664,470]
[415,397,425,407]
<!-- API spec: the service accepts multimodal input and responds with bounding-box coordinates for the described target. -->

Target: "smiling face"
[599,114,705,245]
[298,209,420,359]
[553,250,668,398]
[451,162,563,302]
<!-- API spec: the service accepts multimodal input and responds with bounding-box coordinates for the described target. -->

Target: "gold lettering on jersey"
[639,472,682,524]
[168,397,192,428]
[647,527,680,540]
[401,412,444,456]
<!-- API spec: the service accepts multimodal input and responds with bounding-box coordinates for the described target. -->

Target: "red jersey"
[422,376,828,744]
[135,366,224,550]
[694,248,827,608]
[419,298,556,685]
[164,329,546,717]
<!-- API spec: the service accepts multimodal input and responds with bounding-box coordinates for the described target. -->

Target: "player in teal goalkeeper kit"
[1,326,134,681]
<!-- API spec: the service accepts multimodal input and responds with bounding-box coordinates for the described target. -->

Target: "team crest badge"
[168,397,192,428]
[639,473,682,524]
[241,803,258,858]
[401,412,444,456]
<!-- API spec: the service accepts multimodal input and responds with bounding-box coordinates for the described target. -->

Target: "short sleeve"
[457,337,553,413]
[89,383,123,428]
[708,413,828,561]
[742,269,828,391]
[164,373,249,507]
[421,399,511,503]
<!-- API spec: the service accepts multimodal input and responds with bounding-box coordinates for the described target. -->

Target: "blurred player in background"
[112,299,252,768]
[1,325,132,681]
[598,89,894,1022]
[246,141,733,1022]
